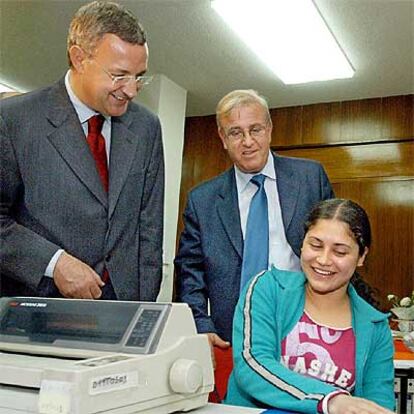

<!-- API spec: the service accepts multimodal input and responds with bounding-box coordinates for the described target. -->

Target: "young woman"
[225,199,394,414]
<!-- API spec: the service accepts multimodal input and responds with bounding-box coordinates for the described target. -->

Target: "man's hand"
[329,394,394,414]
[208,333,231,349]
[53,252,105,299]
[207,333,231,369]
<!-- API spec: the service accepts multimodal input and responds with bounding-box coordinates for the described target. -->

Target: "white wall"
[137,74,187,301]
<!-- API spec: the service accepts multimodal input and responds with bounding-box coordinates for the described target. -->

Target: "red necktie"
[87,115,109,192]
[87,115,110,283]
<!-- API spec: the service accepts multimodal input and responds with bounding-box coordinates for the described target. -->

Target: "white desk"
[0,401,263,414]
[395,359,414,369]
[181,404,263,413]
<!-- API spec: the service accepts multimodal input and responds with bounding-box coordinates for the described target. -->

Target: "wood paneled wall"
[179,95,414,309]
[272,95,413,146]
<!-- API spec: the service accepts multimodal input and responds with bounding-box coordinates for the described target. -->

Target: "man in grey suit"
[0,1,164,301]
[175,90,334,350]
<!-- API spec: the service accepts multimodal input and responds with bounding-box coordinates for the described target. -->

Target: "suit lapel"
[45,80,107,207]
[217,168,243,258]
[274,153,299,230]
[108,111,142,219]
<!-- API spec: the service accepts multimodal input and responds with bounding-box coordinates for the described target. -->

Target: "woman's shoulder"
[242,267,305,302]
[349,285,389,323]
[268,266,306,289]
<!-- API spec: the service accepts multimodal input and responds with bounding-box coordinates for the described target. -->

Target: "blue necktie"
[240,174,269,291]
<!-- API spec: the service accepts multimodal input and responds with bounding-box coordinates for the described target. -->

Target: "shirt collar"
[235,151,276,193]
[64,70,110,124]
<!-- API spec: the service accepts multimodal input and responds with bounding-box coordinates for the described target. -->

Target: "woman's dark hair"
[304,198,380,309]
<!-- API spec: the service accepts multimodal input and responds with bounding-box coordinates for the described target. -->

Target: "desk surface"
[183,403,296,413]
[187,403,262,413]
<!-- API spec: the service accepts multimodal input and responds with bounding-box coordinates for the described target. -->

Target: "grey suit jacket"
[175,153,334,342]
[0,78,164,300]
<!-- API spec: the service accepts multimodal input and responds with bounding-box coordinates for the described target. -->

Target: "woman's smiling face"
[301,218,368,296]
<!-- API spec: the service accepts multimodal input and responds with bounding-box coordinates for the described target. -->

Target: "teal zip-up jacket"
[225,267,394,412]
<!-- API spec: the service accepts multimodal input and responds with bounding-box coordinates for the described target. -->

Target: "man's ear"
[267,121,273,144]
[218,128,228,150]
[69,45,87,72]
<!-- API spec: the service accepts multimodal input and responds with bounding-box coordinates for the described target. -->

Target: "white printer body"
[0,297,214,414]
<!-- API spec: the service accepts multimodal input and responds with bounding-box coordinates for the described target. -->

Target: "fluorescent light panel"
[211,0,354,84]
[0,82,17,93]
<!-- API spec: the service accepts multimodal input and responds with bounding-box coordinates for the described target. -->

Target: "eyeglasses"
[94,61,153,88]
[225,124,268,141]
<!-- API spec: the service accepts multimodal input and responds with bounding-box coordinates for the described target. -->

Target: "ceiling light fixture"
[211,0,354,84]
[0,82,17,93]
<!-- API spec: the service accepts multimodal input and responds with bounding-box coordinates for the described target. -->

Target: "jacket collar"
[349,284,389,323]
[44,78,139,215]
[273,153,300,230]
[217,167,243,258]
[274,266,388,324]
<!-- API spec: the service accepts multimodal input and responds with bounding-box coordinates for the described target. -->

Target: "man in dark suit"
[0,1,164,301]
[175,90,334,350]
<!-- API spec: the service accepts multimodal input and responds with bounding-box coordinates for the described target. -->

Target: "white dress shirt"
[64,70,111,160]
[235,151,301,272]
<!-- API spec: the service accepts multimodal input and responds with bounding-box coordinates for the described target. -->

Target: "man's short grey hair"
[216,89,272,129]
[67,1,146,67]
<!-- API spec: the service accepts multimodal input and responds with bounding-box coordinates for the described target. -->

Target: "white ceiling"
[1,0,413,116]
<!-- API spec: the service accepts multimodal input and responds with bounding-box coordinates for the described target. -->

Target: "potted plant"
[387,291,414,332]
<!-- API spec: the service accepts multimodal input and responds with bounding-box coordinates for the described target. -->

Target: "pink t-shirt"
[280,312,356,391]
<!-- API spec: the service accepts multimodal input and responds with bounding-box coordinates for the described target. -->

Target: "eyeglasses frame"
[92,59,153,88]
[224,123,270,142]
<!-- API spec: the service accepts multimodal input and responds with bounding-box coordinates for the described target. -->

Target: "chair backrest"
[208,347,233,403]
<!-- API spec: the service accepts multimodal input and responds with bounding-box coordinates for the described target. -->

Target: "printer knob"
[169,359,203,394]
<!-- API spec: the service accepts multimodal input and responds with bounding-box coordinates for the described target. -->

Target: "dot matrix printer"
[0,297,214,414]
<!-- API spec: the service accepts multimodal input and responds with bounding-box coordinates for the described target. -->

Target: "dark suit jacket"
[0,78,164,300]
[175,153,334,342]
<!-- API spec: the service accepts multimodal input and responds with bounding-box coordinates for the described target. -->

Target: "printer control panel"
[125,306,168,353]
[127,309,162,348]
